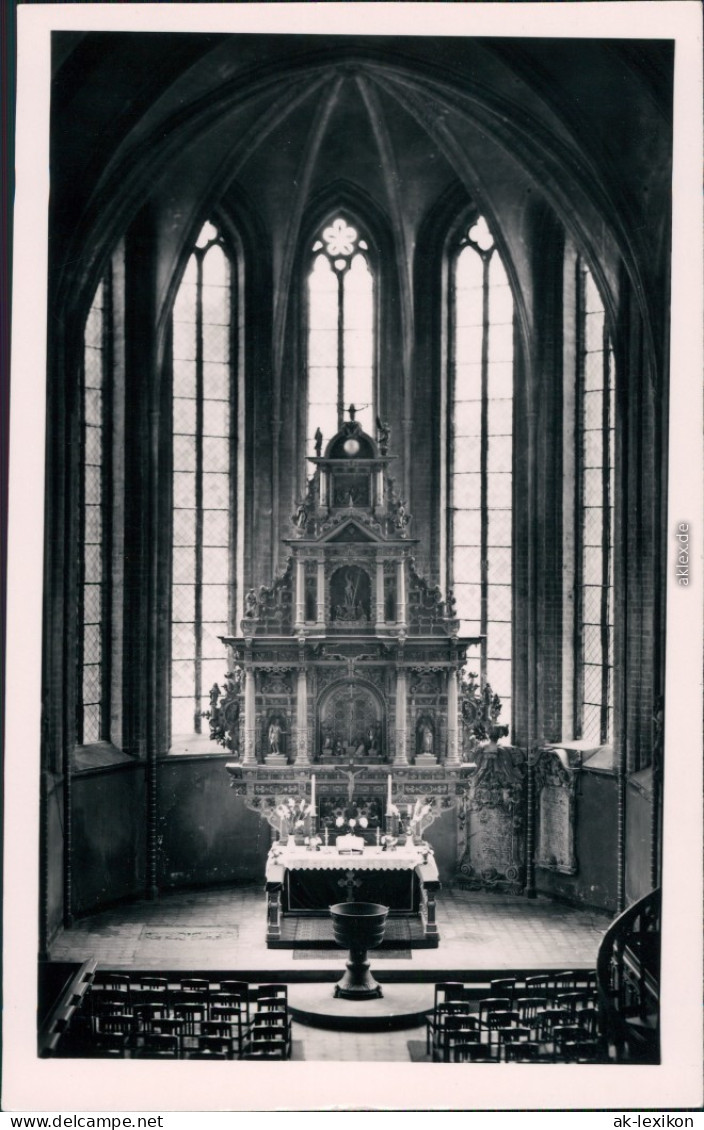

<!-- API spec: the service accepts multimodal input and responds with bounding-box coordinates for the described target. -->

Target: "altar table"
[264,842,441,947]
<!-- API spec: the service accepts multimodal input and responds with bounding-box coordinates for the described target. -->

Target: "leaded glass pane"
[173,547,196,585]
[203,401,229,437]
[202,584,229,622]
[487,434,512,473]
[583,545,603,587]
[488,362,513,399]
[488,398,512,436]
[173,361,197,401]
[83,545,102,584]
[83,623,102,664]
[453,399,482,437]
[171,698,197,736]
[487,584,511,623]
[453,546,481,580]
[173,320,197,361]
[202,323,228,365]
[173,397,197,434]
[172,584,196,622]
[453,472,482,508]
[202,547,228,585]
[202,472,229,509]
[585,311,605,363]
[454,364,482,402]
[487,509,512,547]
[487,622,512,661]
[82,705,100,745]
[455,325,483,367]
[453,508,482,546]
[84,504,102,545]
[172,660,196,697]
[453,582,481,621]
[173,435,197,472]
[487,473,511,510]
[203,362,229,400]
[454,433,481,470]
[172,624,196,660]
[201,623,229,659]
[309,330,338,367]
[84,388,102,426]
[455,244,483,298]
[203,509,229,547]
[82,663,102,704]
[84,425,102,466]
[203,436,229,474]
[583,663,604,705]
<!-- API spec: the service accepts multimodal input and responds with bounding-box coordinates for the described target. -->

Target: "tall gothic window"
[78,273,112,743]
[171,222,234,739]
[448,216,513,725]
[307,215,374,454]
[574,261,614,745]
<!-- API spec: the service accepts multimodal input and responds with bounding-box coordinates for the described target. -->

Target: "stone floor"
[51,883,609,975]
[49,884,610,1062]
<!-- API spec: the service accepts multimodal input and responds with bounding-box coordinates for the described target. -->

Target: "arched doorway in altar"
[317,679,385,762]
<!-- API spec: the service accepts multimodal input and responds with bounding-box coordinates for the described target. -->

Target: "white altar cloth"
[265,842,440,885]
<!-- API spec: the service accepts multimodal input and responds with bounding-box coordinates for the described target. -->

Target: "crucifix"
[338,869,363,902]
[343,760,365,804]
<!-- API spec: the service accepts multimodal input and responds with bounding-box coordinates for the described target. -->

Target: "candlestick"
[376,826,380,846]
[311,773,316,810]
[387,774,392,811]
[324,826,329,847]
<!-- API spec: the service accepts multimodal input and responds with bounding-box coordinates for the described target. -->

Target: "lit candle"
[387,774,392,812]
[311,774,316,810]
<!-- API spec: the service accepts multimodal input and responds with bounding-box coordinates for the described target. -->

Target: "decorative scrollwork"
[204,670,243,751]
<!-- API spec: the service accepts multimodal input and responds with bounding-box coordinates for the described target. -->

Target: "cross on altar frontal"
[218,412,528,916]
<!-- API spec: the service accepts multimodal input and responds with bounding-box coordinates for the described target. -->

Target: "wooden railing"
[596,887,660,1063]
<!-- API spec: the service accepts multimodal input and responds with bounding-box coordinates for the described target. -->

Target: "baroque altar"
[209,412,526,937]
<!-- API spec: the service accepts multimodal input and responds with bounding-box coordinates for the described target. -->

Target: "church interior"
[38,30,672,1069]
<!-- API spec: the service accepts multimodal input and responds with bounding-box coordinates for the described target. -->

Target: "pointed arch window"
[78,273,112,744]
[307,215,374,454]
[170,221,235,740]
[574,260,615,745]
[448,216,513,724]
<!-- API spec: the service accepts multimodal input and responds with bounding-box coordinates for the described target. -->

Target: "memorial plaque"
[535,750,578,874]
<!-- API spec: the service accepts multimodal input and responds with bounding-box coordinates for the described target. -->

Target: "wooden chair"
[255,983,287,1003]
[505,1041,541,1062]
[489,978,516,1007]
[498,1026,532,1062]
[562,1039,605,1063]
[515,996,548,1035]
[426,1002,476,1057]
[478,997,511,1029]
[535,1006,569,1044]
[433,982,466,1011]
[432,1014,480,1062]
[555,991,591,1021]
[133,1033,179,1059]
[240,1026,290,1060]
[484,1010,520,1049]
[455,1043,498,1062]
[523,975,551,998]
[553,1023,586,1061]
[551,971,578,1001]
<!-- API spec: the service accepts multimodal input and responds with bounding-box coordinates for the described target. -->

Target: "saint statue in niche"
[420,722,434,754]
[330,565,371,622]
[268,720,284,754]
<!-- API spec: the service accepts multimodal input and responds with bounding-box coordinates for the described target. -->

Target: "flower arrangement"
[409,798,433,836]
[273,796,313,837]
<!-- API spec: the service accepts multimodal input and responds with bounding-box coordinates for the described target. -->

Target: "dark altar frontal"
[212,414,528,944]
